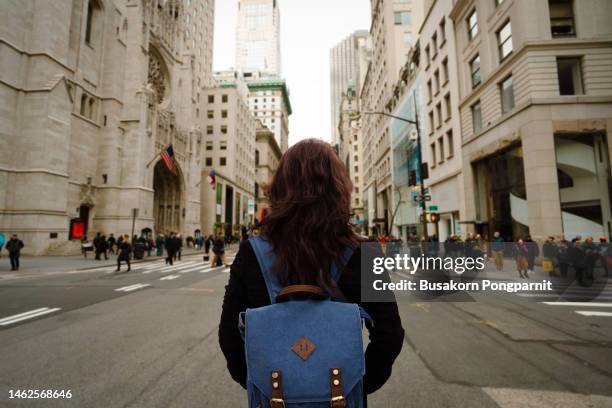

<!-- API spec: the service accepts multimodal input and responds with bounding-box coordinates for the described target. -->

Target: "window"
[467,9,478,40]
[206,125,213,135]
[432,32,438,56]
[430,143,437,168]
[425,45,431,65]
[427,80,433,102]
[470,55,481,87]
[442,58,449,83]
[220,157,226,166]
[471,101,482,133]
[550,0,575,36]
[500,75,515,113]
[207,110,214,119]
[205,157,212,166]
[438,137,445,163]
[446,130,454,158]
[394,11,411,25]
[440,18,446,44]
[85,0,101,46]
[208,95,214,103]
[444,93,451,120]
[221,125,228,134]
[497,21,513,60]
[434,70,440,94]
[221,110,228,118]
[222,94,228,103]
[403,32,412,48]
[557,57,583,95]
[428,111,435,134]
[255,150,260,165]
[220,141,227,150]
[205,141,213,150]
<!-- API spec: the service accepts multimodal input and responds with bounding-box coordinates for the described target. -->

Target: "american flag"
[160,145,177,176]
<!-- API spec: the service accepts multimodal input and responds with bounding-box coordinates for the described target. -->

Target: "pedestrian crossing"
[91,253,236,276]
[0,307,62,326]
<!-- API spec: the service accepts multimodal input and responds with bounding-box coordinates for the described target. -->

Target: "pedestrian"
[211,233,227,267]
[600,236,611,278]
[165,232,178,265]
[542,236,558,275]
[219,140,404,406]
[175,234,183,261]
[93,232,107,260]
[514,238,529,278]
[491,231,505,271]
[525,235,539,274]
[107,234,116,254]
[116,235,132,272]
[556,238,570,277]
[5,234,24,271]
[0,232,5,258]
[147,235,155,257]
[155,233,165,257]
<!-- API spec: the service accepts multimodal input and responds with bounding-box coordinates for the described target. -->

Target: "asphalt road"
[0,252,611,408]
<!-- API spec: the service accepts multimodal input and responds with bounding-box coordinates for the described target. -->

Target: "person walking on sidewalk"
[514,238,530,278]
[491,231,505,271]
[525,235,539,274]
[107,234,116,254]
[155,233,165,257]
[211,234,227,267]
[175,234,183,261]
[116,235,132,272]
[6,234,24,271]
[165,232,178,265]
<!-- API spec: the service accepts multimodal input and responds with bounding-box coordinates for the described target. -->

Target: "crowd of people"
[375,231,610,286]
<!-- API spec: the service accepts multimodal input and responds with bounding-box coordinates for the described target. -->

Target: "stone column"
[521,119,563,240]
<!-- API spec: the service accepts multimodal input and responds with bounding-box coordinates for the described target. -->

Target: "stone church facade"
[0,0,215,254]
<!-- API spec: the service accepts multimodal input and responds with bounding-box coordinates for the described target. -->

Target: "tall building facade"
[330,30,371,144]
[0,0,215,255]
[418,0,464,240]
[361,0,426,235]
[246,73,292,152]
[235,0,281,76]
[254,121,281,222]
[450,0,612,240]
[201,73,256,237]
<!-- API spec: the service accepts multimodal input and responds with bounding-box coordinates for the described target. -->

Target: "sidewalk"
[0,247,208,276]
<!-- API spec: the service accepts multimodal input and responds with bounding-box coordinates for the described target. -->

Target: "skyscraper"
[235,0,281,76]
[329,30,371,144]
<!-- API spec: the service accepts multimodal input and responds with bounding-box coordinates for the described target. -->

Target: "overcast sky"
[213,0,371,146]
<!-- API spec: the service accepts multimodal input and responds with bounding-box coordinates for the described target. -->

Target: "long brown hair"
[262,138,359,294]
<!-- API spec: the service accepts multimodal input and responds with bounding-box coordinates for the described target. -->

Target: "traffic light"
[428,212,440,223]
[408,170,417,186]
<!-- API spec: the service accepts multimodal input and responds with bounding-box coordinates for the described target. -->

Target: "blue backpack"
[240,236,369,408]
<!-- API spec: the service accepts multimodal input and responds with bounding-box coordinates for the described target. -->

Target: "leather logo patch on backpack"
[292,336,316,361]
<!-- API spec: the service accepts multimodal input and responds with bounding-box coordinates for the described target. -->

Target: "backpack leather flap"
[244,300,365,404]
[276,285,327,302]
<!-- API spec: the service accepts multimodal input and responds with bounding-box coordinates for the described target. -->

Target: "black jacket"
[218,240,405,395]
[6,239,24,254]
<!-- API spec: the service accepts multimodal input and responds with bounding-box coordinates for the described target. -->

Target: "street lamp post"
[352,97,428,236]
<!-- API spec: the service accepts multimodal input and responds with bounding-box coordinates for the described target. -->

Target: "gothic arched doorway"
[153,160,183,234]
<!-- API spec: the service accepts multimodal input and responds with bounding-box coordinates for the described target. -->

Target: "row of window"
[424,19,447,66]
[428,93,452,134]
[430,131,455,168]
[205,141,227,151]
[205,157,226,166]
[208,94,229,103]
[426,58,449,101]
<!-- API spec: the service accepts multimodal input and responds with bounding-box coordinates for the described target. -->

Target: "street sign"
[428,205,438,212]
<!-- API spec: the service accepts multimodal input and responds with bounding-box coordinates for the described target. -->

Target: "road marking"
[0,307,62,326]
[144,261,198,274]
[115,283,151,292]
[575,311,612,317]
[200,265,228,273]
[160,275,181,281]
[542,302,612,307]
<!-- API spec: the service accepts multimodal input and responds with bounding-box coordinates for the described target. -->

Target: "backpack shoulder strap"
[330,246,355,282]
[249,236,356,302]
[249,235,282,303]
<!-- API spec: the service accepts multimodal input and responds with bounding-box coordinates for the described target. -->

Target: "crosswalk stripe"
[160,275,181,281]
[0,307,62,326]
[142,261,198,274]
[542,302,612,307]
[115,283,151,292]
[575,311,612,317]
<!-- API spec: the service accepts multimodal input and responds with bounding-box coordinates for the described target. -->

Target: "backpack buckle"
[270,370,286,408]
[331,395,346,408]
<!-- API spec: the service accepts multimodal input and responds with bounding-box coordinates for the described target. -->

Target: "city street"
[0,253,611,408]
